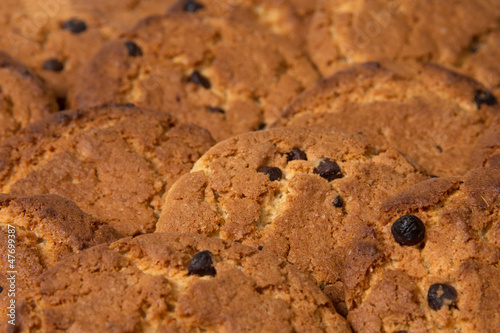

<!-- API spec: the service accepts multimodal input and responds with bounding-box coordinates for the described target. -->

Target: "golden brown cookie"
[0,51,57,143]
[69,14,319,141]
[0,193,120,332]
[0,103,215,236]
[156,127,428,314]
[0,0,175,100]
[17,232,351,332]
[273,61,500,177]
[343,167,500,332]
[470,116,500,169]
[308,0,500,96]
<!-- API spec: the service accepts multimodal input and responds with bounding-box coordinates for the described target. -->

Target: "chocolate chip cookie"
[0,193,119,332]
[17,232,351,332]
[69,14,319,141]
[0,0,175,100]
[344,167,500,332]
[273,61,500,177]
[308,0,500,96]
[0,103,215,236]
[156,127,428,313]
[0,51,57,142]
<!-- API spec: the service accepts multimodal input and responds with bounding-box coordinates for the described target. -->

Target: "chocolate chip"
[125,41,143,57]
[314,158,343,181]
[474,89,497,109]
[257,166,282,181]
[62,18,87,34]
[333,196,343,208]
[391,215,425,246]
[206,106,225,114]
[286,148,307,162]
[184,0,204,12]
[188,250,216,277]
[258,246,263,251]
[188,71,211,89]
[427,283,457,311]
[42,59,64,72]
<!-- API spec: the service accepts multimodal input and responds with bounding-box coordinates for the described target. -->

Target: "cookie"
[17,232,351,332]
[156,127,428,313]
[68,14,319,141]
[0,51,57,142]
[0,103,215,236]
[343,167,500,332]
[273,61,500,177]
[0,0,175,100]
[470,116,500,169]
[0,193,120,332]
[307,0,500,96]
[168,0,318,49]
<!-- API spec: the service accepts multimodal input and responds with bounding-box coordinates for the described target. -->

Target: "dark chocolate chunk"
[258,246,263,251]
[257,166,282,181]
[62,18,87,34]
[207,106,225,114]
[474,89,497,109]
[333,196,343,208]
[314,158,343,181]
[188,71,211,89]
[124,41,143,57]
[391,215,425,246]
[188,250,216,277]
[42,59,64,72]
[184,0,204,12]
[286,148,307,162]
[427,283,457,311]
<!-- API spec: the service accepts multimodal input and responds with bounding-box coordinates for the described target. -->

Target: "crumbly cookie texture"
[0,193,120,332]
[156,127,428,314]
[308,0,500,96]
[0,51,57,142]
[273,61,500,177]
[344,167,500,332]
[0,0,175,99]
[0,103,215,236]
[17,232,351,333]
[168,0,317,49]
[69,14,319,141]
[471,116,500,169]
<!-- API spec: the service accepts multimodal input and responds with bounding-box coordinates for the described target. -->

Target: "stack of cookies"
[1,0,499,332]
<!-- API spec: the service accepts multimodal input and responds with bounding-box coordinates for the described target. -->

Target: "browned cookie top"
[0,103,215,236]
[308,0,500,96]
[18,233,351,332]
[0,194,119,332]
[69,14,319,141]
[0,0,175,100]
[343,167,500,332]
[471,116,500,169]
[156,127,428,314]
[0,51,57,142]
[273,61,500,177]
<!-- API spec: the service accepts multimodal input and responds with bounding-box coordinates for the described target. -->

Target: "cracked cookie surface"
[0,193,119,333]
[17,232,351,332]
[343,167,500,332]
[308,0,500,96]
[0,51,57,143]
[69,14,319,141]
[273,61,500,177]
[156,127,428,314]
[0,103,215,236]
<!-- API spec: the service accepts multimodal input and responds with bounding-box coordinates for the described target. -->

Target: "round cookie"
[156,127,428,313]
[17,232,351,332]
[0,193,120,332]
[307,0,500,96]
[168,0,318,49]
[343,167,500,332]
[0,103,215,236]
[0,51,57,143]
[68,14,319,141]
[273,61,500,177]
[0,0,175,100]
